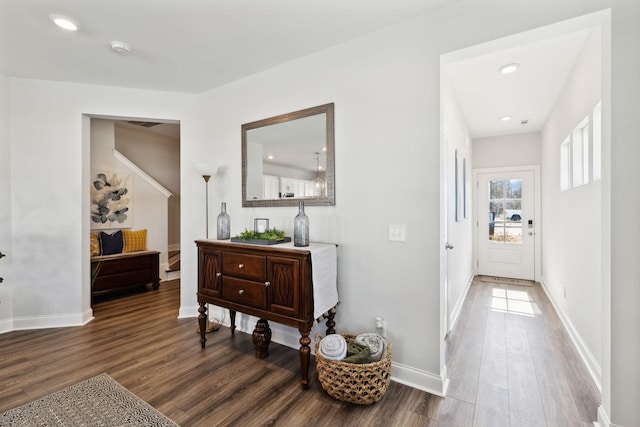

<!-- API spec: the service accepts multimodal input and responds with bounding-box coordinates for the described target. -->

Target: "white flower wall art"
[90,171,133,229]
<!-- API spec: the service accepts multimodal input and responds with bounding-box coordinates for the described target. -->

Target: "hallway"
[443,277,599,426]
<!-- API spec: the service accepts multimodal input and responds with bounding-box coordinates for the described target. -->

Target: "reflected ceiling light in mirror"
[49,14,80,31]
[313,152,325,198]
[499,63,519,74]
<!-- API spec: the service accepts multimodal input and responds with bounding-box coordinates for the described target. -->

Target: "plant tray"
[230,237,292,245]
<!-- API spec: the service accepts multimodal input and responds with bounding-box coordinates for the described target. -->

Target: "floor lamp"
[196,163,220,333]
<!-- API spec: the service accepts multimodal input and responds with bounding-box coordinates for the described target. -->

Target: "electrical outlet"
[375,317,387,338]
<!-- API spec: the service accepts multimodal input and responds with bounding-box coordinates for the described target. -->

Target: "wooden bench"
[91,250,160,297]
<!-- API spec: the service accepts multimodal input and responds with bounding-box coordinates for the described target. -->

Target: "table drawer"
[222,277,268,309]
[223,252,266,281]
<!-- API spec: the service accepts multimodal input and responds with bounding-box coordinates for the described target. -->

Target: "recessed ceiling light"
[499,63,520,74]
[49,14,79,32]
[501,115,513,121]
[267,155,274,160]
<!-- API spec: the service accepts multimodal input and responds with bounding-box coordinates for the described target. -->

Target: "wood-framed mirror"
[242,103,335,207]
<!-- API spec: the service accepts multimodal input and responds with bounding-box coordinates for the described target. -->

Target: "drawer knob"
[264,281,271,287]
[239,289,245,295]
[238,263,245,269]
[216,272,222,277]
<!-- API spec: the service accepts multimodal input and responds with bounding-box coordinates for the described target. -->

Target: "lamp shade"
[196,162,214,177]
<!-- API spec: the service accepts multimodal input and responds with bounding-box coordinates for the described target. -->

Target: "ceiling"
[1,1,601,139]
[444,28,594,138]
[0,0,457,94]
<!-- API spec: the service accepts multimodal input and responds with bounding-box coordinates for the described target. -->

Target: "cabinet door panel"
[199,248,222,297]
[268,256,300,316]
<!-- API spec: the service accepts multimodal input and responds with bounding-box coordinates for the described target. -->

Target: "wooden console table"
[196,239,337,389]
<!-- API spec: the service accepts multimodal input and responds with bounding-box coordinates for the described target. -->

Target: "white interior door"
[477,170,535,280]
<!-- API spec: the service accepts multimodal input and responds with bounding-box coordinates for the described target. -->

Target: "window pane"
[593,102,602,181]
[572,116,589,188]
[561,138,571,191]
[488,179,522,244]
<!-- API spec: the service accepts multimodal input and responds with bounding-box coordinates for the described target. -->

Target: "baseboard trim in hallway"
[539,276,602,393]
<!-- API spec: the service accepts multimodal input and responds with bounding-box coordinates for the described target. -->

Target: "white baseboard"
[178,304,199,319]
[165,270,180,281]
[539,276,602,392]
[0,317,13,334]
[11,311,90,330]
[448,272,474,334]
[593,405,616,427]
[391,362,448,396]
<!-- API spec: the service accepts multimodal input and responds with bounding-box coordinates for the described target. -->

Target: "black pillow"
[99,230,123,255]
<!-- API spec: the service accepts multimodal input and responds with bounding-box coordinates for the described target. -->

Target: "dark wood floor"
[0,278,598,426]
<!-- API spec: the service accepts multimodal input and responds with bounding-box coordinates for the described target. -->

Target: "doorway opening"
[87,116,181,311]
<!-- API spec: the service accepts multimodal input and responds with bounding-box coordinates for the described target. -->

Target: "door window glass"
[488,179,522,243]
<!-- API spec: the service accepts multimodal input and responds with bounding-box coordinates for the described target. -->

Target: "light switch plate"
[389,224,406,242]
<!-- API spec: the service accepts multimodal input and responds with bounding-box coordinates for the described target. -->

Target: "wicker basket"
[315,334,392,405]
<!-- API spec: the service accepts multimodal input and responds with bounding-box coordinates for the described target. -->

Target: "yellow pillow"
[122,229,147,253]
[90,232,100,256]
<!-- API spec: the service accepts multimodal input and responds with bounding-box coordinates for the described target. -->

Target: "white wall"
[610,1,640,424]
[540,25,602,387]
[91,119,170,271]
[0,75,12,329]
[442,73,474,332]
[473,132,541,169]
[7,78,194,330]
[115,124,181,247]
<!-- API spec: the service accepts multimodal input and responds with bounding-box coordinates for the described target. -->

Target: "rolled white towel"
[318,334,347,361]
[355,333,387,361]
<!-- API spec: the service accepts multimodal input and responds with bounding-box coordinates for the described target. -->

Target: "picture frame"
[90,170,133,229]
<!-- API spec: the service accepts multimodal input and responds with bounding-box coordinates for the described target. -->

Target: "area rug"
[0,373,178,426]
[475,275,534,286]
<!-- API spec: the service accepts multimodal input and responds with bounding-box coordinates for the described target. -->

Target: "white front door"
[477,170,535,280]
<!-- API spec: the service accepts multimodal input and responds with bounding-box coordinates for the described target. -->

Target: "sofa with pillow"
[90,229,160,298]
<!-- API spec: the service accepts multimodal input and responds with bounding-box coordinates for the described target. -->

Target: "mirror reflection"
[242,103,335,207]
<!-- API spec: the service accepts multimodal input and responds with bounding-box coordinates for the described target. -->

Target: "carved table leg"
[229,310,237,336]
[325,307,336,335]
[298,325,312,390]
[198,302,207,348]
[252,319,271,358]
[152,279,160,290]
